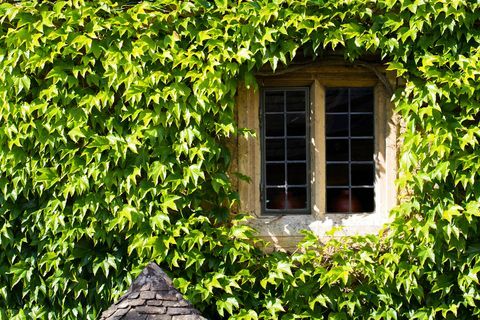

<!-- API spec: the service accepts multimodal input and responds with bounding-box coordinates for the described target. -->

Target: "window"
[324,87,376,213]
[234,63,398,250]
[261,88,310,214]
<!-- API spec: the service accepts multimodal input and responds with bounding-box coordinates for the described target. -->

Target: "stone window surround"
[233,61,398,251]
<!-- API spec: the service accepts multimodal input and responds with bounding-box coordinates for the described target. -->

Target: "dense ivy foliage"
[1,0,480,319]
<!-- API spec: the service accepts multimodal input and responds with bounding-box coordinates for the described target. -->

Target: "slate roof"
[100,262,206,320]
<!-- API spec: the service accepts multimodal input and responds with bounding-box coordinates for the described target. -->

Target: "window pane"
[327,188,350,213]
[351,138,374,161]
[265,91,284,112]
[265,114,284,137]
[287,163,306,185]
[287,138,306,160]
[351,164,374,186]
[351,88,373,112]
[326,164,349,186]
[326,139,349,161]
[287,113,306,136]
[266,139,284,161]
[266,188,286,209]
[352,188,374,212]
[326,189,366,213]
[326,114,349,137]
[266,163,285,186]
[286,90,306,111]
[287,188,307,209]
[351,114,374,136]
[262,88,310,215]
[323,87,376,215]
[326,88,348,112]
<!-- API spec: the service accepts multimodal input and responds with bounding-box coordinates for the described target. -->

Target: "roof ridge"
[100,262,206,320]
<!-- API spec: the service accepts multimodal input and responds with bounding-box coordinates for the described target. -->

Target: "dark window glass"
[351,164,374,186]
[326,115,349,137]
[326,164,349,186]
[326,88,348,112]
[265,91,284,112]
[326,188,350,213]
[351,139,374,161]
[266,188,286,209]
[326,188,370,213]
[352,188,374,212]
[350,88,374,112]
[287,138,306,160]
[287,163,307,185]
[287,188,308,209]
[287,113,306,136]
[325,87,375,214]
[266,163,285,185]
[351,115,374,136]
[286,91,306,111]
[265,139,284,161]
[326,139,349,161]
[262,88,309,214]
[265,114,284,137]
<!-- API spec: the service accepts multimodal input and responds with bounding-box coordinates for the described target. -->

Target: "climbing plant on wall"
[1,0,480,319]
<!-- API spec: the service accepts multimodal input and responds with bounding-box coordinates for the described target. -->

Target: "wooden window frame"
[234,63,398,250]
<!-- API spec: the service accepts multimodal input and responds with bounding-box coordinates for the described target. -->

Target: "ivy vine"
[1,0,480,319]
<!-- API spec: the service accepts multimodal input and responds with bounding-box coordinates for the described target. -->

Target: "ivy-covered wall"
[1,0,479,319]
